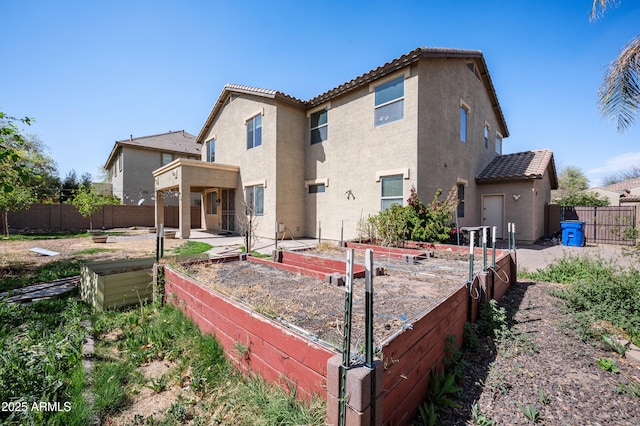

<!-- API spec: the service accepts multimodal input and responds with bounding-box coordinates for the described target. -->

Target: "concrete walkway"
[515,241,640,272]
[184,229,640,272]
[186,229,319,257]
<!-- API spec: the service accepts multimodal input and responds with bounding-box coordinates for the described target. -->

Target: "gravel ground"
[439,278,640,426]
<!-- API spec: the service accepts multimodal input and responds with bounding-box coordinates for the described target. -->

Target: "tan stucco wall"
[200,94,291,238]
[112,146,198,206]
[304,67,419,240]
[477,178,551,244]
[417,58,504,229]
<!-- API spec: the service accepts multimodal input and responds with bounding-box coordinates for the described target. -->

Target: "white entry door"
[483,195,504,239]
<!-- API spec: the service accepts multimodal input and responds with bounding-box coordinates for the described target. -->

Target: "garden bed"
[176,247,474,351]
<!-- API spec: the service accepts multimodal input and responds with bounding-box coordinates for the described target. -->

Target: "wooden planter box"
[80,258,155,311]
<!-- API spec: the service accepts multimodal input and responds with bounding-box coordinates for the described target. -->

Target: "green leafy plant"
[71,184,119,231]
[471,401,495,425]
[596,357,620,373]
[538,389,550,405]
[517,402,541,423]
[617,380,640,398]
[146,373,169,393]
[417,401,437,426]
[367,186,458,246]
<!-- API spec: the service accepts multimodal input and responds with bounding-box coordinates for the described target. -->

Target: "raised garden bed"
[165,243,515,424]
[80,258,155,311]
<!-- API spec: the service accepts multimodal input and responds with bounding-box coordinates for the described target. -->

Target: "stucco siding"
[304,67,419,240]
[417,58,502,228]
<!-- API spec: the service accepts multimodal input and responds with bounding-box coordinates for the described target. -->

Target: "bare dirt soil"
[440,279,640,425]
[178,248,473,353]
[0,230,183,282]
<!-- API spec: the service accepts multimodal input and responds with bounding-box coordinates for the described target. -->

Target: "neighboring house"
[105,131,200,206]
[588,177,640,206]
[153,47,557,243]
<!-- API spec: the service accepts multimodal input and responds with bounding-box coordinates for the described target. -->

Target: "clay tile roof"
[476,149,557,188]
[601,177,640,193]
[197,46,510,143]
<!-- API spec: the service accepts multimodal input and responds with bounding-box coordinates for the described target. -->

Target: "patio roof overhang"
[153,158,239,192]
[153,158,239,238]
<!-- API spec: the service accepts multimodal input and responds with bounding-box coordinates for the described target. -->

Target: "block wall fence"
[163,248,516,425]
[6,203,201,231]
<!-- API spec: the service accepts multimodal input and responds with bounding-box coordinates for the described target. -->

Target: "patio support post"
[179,180,191,239]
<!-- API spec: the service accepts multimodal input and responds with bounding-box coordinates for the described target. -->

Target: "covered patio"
[153,159,239,239]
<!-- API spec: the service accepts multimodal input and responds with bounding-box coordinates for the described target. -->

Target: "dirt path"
[441,279,640,425]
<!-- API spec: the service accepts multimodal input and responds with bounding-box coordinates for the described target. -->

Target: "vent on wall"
[225,94,239,106]
[466,62,481,80]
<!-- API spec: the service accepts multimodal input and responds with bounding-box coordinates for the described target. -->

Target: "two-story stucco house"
[153,47,557,243]
[105,130,200,206]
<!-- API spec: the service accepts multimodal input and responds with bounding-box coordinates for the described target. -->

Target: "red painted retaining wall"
[163,248,515,425]
[247,251,365,281]
[164,266,336,399]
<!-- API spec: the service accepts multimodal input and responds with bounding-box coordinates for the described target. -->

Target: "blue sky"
[3,0,640,187]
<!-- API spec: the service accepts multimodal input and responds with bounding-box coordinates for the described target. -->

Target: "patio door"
[221,189,235,233]
[483,194,504,239]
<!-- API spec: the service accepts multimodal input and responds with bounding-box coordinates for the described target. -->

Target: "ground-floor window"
[245,185,264,216]
[381,175,403,210]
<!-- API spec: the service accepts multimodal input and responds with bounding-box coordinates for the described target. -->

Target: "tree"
[591,1,640,133]
[601,165,640,186]
[15,135,60,202]
[558,166,589,195]
[0,181,34,236]
[71,184,119,231]
[558,192,609,207]
[0,112,36,193]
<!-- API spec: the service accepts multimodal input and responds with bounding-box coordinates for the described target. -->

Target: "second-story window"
[495,134,503,155]
[484,124,490,149]
[161,153,173,166]
[375,76,404,126]
[460,105,468,143]
[247,114,262,149]
[310,108,328,144]
[206,139,215,162]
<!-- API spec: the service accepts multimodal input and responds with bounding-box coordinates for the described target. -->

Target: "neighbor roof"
[600,177,640,193]
[104,130,199,169]
[196,46,509,143]
[476,149,558,188]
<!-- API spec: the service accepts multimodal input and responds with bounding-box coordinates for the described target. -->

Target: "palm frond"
[598,35,640,133]
[590,0,619,22]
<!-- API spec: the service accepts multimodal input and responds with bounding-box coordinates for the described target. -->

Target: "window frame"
[310,108,328,145]
[380,174,404,210]
[161,152,174,166]
[206,139,215,162]
[495,133,503,155]
[245,185,264,216]
[374,76,405,127]
[484,123,490,149]
[246,114,262,150]
[460,102,469,143]
[308,183,326,194]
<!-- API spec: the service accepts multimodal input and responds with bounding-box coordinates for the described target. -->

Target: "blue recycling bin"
[561,221,585,247]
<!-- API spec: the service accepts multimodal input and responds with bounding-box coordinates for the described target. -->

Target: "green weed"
[596,357,620,373]
[471,401,495,425]
[517,402,541,423]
